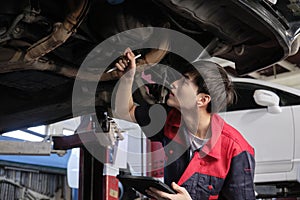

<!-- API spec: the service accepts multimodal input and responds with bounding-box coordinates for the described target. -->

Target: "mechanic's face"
[167,73,198,111]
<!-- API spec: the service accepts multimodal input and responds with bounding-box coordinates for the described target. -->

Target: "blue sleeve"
[219,151,256,200]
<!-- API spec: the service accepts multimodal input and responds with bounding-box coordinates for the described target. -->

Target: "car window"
[227,82,300,112]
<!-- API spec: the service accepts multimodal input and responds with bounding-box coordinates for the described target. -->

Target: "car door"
[220,81,298,175]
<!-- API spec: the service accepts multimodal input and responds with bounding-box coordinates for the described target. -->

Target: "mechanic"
[114,48,256,200]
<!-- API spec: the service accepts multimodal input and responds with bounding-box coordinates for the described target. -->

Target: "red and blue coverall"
[135,106,256,200]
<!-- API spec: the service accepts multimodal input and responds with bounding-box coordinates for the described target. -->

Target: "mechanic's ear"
[196,93,211,107]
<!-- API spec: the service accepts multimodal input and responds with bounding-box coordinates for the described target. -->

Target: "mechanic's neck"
[182,109,211,139]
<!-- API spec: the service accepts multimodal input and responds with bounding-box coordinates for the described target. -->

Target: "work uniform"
[135,106,256,200]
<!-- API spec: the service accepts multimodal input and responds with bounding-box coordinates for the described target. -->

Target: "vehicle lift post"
[53,113,121,200]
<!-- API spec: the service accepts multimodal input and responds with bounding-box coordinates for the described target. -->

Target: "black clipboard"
[117,174,176,197]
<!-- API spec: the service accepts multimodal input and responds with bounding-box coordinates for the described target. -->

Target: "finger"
[171,182,185,193]
[145,189,158,199]
[171,182,191,199]
[126,51,135,61]
[171,182,180,191]
[115,63,124,71]
[118,59,127,69]
[149,188,171,199]
[124,47,132,55]
[117,60,126,70]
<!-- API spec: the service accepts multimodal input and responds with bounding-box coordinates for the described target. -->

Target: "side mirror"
[253,89,282,114]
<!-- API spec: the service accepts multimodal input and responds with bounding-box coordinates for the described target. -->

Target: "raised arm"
[113,48,137,123]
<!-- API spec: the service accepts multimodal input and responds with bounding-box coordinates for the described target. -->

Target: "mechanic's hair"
[184,60,235,113]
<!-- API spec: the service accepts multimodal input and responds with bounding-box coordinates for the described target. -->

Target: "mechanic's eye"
[183,78,189,84]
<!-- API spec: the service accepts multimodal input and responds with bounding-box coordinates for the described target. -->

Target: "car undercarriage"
[0,0,299,132]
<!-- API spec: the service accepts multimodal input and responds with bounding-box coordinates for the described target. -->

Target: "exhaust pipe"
[24,0,90,61]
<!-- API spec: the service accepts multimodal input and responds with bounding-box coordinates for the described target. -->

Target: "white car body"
[219,77,300,195]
